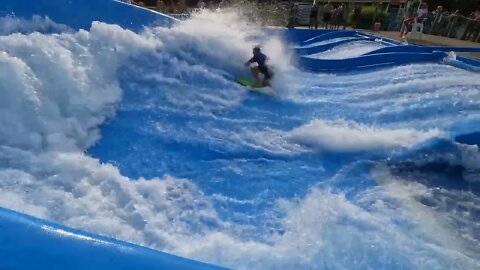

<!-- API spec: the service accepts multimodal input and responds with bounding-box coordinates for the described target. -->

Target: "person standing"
[287,2,298,29]
[309,2,320,29]
[331,6,338,29]
[317,3,325,29]
[433,5,443,24]
[400,2,428,38]
[323,1,334,29]
[336,3,346,30]
[352,4,362,29]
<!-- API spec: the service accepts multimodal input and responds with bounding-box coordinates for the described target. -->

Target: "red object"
[373,22,381,31]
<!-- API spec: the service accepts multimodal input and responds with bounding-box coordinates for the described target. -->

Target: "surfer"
[244,46,273,87]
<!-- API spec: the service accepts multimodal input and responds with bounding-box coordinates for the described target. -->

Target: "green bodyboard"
[236,78,265,89]
[236,77,276,96]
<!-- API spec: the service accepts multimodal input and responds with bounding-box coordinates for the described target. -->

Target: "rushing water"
[308,40,386,59]
[1,10,480,270]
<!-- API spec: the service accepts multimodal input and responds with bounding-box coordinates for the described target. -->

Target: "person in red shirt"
[400,2,428,37]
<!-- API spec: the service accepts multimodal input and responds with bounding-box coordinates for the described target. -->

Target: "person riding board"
[244,46,273,87]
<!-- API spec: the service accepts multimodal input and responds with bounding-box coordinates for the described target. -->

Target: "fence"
[427,14,480,42]
[132,0,480,42]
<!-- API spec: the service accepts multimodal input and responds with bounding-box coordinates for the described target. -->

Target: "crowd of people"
[428,5,480,41]
[287,0,479,43]
[308,1,348,30]
[128,0,480,43]
[288,1,354,30]
[431,6,480,22]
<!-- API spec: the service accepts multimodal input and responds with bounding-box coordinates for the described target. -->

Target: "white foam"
[309,40,386,60]
[192,119,442,156]
[0,22,165,151]
[0,147,222,250]
[173,186,477,269]
[0,13,300,268]
[0,11,479,270]
[370,164,480,266]
[459,144,480,171]
[286,119,442,152]
[1,145,476,269]
[0,15,71,35]
[156,9,295,86]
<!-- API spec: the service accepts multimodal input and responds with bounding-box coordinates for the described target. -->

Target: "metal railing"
[426,14,480,42]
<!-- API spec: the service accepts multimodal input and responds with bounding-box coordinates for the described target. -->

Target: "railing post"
[476,24,480,42]
[446,17,455,37]
[461,19,471,40]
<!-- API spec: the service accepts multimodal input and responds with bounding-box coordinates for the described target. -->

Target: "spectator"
[352,4,362,29]
[474,10,480,20]
[287,2,298,29]
[323,1,334,29]
[428,5,444,34]
[309,2,320,29]
[432,5,443,24]
[445,10,461,37]
[330,6,338,29]
[336,3,346,30]
[317,3,325,29]
[449,10,460,20]
[418,2,429,20]
[400,2,428,38]
[464,10,480,41]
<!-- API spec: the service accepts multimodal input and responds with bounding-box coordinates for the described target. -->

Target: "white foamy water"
[286,119,442,152]
[0,10,479,270]
[308,40,386,59]
[0,15,71,35]
[298,36,358,48]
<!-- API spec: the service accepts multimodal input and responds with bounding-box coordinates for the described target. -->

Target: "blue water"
[88,24,480,267]
[1,5,480,269]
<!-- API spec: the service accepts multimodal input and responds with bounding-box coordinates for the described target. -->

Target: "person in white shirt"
[416,4,428,18]
[400,2,428,37]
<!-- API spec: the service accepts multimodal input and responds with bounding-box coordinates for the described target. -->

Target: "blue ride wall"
[0,207,228,270]
[0,0,176,32]
[286,29,480,73]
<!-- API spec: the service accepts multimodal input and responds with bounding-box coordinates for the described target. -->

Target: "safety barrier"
[298,51,448,72]
[296,37,377,55]
[0,207,228,270]
[429,14,480,43]
[300,30,367,46]
[283,29,480,73]
[365,45,480,55]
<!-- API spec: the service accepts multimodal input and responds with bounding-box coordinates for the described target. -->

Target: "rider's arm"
[245,55,257,66]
